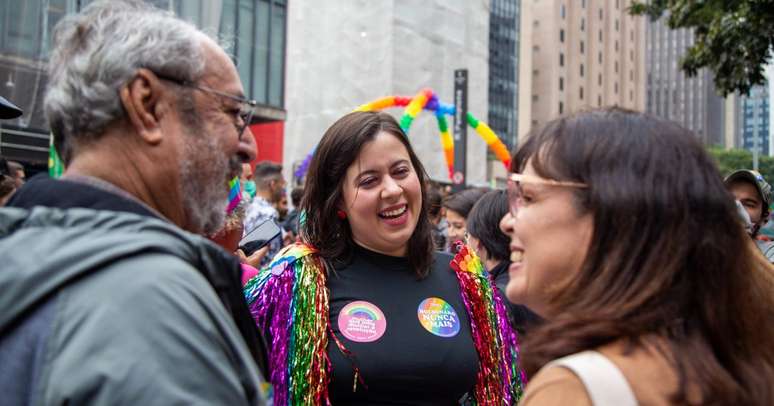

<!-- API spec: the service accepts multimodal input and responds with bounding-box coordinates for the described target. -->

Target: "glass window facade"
[741,86,771,156]
[0,0,286,166]
[488,0,520,150]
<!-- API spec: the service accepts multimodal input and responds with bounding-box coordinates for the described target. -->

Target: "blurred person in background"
[466,189,540,334]
[0,158,16,206]
[7,161,25,188]
[426,185,447,250]
[0,96,23,205]
[282,186,304,237]
[443,187,488,250]
[503,108,774,405]
[724,169,774,261]
[243,160,285,265]
[241,162,256,201]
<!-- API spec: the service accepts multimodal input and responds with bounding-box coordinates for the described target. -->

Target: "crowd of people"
[1,1,774,405]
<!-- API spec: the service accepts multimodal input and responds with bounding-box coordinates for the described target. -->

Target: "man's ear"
[119,68,167,145]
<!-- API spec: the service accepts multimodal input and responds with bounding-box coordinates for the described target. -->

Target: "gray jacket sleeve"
[40,253,266,405]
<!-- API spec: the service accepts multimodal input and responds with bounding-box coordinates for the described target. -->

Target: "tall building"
[488,0,520,151]
[518,0,646,137]
[284,0,491,185]
[645,15,725,146]
[738,85,770,156]
[0,0,286,171]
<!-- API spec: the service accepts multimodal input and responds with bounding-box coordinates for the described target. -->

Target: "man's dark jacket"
[0,176,268,405]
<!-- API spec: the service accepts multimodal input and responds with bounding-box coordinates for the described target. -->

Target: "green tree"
[630,0,774,96]
[708,146,774,183]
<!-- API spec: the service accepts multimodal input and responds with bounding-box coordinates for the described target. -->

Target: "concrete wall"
[284,0,490,184]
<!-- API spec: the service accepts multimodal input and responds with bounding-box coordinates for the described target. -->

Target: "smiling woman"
[244,111,524,405]
[503,108,774,405]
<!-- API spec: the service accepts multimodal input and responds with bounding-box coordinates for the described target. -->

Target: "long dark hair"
[466,190,510,262]
[513,107,774,404]
[301,111,434,277]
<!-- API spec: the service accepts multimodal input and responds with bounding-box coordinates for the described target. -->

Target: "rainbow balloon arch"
[293,88,512,181]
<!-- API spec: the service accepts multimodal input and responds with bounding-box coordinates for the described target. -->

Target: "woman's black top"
[327,245,479,405]
[488,261,542,334]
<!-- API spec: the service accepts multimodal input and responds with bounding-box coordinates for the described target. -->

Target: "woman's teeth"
[511,251,523,262]
[380,205,407,218]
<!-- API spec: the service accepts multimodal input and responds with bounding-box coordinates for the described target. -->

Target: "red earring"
[337,210,347,219]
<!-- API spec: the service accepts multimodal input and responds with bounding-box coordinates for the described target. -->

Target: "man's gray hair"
[44,0,208,158]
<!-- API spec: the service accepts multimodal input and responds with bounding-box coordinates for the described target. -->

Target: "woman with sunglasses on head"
[245,111,524,405]
[502,108,774,405]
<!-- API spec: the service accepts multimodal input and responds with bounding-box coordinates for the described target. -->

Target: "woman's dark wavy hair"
[513,107,774,404]
[466,190,510,262]
[300,111,434,277]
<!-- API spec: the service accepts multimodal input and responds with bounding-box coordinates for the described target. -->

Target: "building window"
[580,63,585,77]
[533,45,540,52]
[599,8,603,20]
[630,90,634,101]
[581,18,585,31]
[561,4,566,19]
[582,0,586,8]
[615,82,619,94]
[580,86,584,100]
[215,0,287,107]
[615,19,619,31]
[533,94,539,102]
[599,30,603,42]
[533,69,540,76]
[580,40,585,54]
[630,70,634,80]
[615,40,619,51]
[560,29,565,42]
[630,50,634,61]
[560,52,564,66]
[598,74,602,86]
[615,61,619,73]
[598,52,602,63]
[559,101,564,114]
[598,95,602,106]
[560,77,564,91]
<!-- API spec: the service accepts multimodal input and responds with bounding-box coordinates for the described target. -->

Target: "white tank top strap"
[545,350,638,406]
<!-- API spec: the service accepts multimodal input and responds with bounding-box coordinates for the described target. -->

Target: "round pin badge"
[417,297,461,337]
[338,300,387,343]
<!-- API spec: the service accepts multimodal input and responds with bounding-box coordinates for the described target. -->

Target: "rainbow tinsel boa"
[244,243,525,405]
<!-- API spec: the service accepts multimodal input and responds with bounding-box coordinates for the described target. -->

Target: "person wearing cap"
[0,1,268,404]
[725,169,774,261]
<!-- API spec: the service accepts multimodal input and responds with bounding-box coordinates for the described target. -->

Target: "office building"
[518,0,646,137]
[645,15,725,146]
[488,0,520,151]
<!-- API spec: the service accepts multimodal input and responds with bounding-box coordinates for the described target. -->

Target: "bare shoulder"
[520,364,592,406]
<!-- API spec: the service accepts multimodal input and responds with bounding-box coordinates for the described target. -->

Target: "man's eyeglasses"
[507,173,588,215]
[153,73,257,141]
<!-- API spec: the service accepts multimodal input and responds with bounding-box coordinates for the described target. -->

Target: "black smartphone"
[239,219,282,255]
